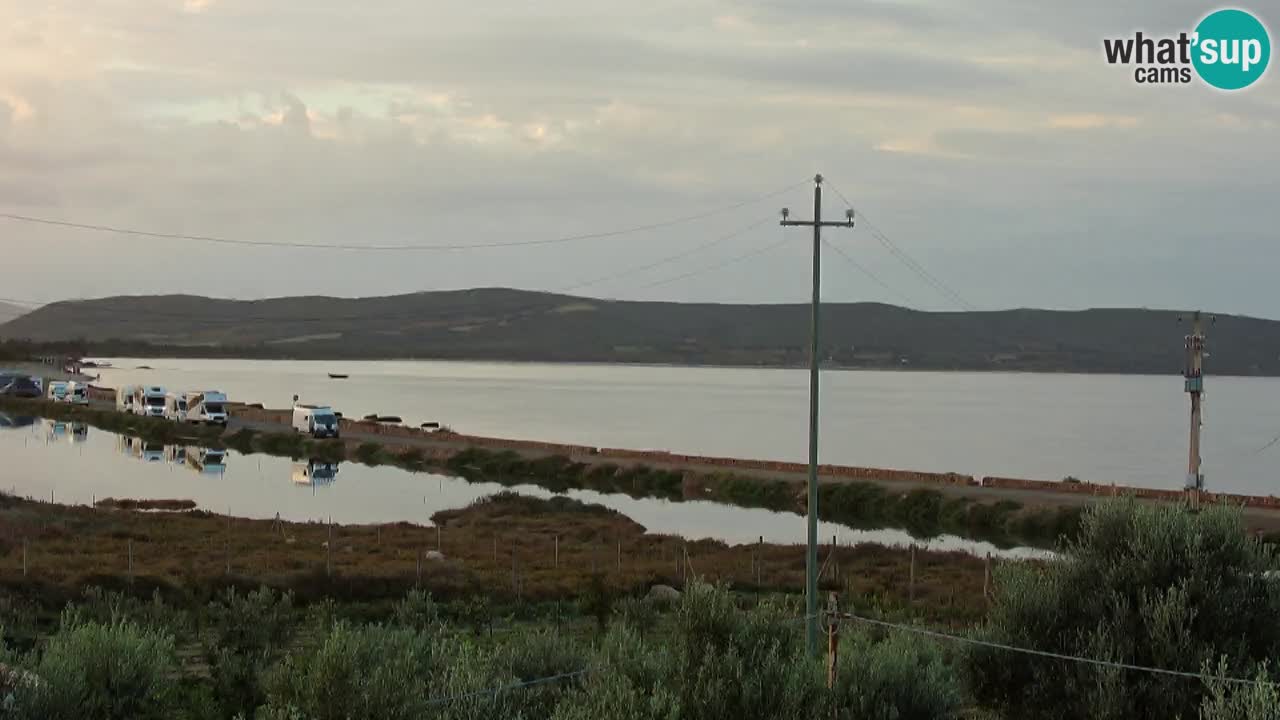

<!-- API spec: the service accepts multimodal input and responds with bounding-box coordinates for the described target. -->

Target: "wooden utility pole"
[1183,311,1209,508]
[826,593,840,693]
[781,174,855,656]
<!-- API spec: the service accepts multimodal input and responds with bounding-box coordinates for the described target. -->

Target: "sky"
[0,0,1277,316]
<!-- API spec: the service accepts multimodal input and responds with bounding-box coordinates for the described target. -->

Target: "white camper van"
[185,391,229,426]
[293,404,340,438]
[117,385,139,413]
[134,386,168,417]
[65,382,90,405]
[164,393,189,422]
[292,459,339,486]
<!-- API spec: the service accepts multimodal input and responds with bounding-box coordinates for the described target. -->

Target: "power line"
[824,182,977,311]
[836,611,1273,687]
[0,180,808,253]
[637,230,793,291]
[558,217,773,293]
[821,239,918,310]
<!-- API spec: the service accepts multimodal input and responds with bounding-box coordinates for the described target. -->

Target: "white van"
[292,460,339,486]
[65,382,89,405]
[164,393,189,422]
[134,386,167,417]
[293,404,340,438]
[185,390,229,426]
[117,385,139,413]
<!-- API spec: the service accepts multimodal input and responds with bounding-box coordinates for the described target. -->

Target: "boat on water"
[327,373,349,379]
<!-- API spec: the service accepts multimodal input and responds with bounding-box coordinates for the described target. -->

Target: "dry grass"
[0,492,993,625]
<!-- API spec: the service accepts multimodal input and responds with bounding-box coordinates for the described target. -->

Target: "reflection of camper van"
[188,448,227,475]
[134,386,167,417]
[165,445,188,464]
[293,405,339,438]
[117,435,143,458]
[141,441,165,462]
[47,381,69,402]
[70,422,88,442]
[117,385,139,413]
[45,419,69,440]
[65,382,89,405]
[291,460,339,486]
[185,391,229,426]
[164,394,189,422]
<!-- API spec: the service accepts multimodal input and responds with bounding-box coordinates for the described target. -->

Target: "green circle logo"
[1192,9,1271,90]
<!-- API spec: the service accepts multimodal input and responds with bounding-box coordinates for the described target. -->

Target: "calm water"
[0,417,1041,558]
[90,358,1280,495]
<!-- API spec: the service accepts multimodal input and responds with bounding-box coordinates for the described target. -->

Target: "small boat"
[327,373,349,379]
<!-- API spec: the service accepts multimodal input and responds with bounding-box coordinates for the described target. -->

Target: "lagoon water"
[0,418,1042,558]
[91,358,1280,495]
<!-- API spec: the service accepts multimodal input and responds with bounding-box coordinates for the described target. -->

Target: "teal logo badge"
[1103,8,1271,90]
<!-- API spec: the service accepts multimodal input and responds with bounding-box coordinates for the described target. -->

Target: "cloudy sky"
[1,0,1276,316]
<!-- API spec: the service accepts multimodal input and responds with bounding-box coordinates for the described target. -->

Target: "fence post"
[983,552,991,603]
[909,544,916,604]
[826,592,840,693]
[617,539,621,571]
[127,539,134,582]
[22,537,27,577]
[832,534,838,584]
[554,535,559,570]
[327,522,333,577]
[757,536,763,584]
[493,536,498,564]
[436,525,441,552]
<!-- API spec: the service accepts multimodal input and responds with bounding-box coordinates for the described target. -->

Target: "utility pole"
[780,173,854,656]
[1182,311,1210,508]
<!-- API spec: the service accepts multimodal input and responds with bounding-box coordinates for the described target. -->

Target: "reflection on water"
[0,412,37,429]
[44,419,88,444]
[0,418,1046,559]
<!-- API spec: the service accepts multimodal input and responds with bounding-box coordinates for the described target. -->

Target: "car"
[0,376,43,399]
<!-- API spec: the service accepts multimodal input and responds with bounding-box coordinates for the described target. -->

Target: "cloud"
[1046,113,1141,130]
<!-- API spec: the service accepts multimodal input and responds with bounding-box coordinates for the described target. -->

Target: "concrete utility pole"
[780,174,854,657]
[1182,311,1210,507]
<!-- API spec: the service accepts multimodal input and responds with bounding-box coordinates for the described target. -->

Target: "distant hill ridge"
[1,287,1276,375]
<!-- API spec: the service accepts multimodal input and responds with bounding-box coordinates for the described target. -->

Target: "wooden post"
[554,535,559,569]
[127,539,134,581]
[757,536,763,584]
[327,522,333,577]
[983,553,991,602]
[617,539,621,571]
[832,534,838,584]
[826,593,840,691]
[909,544,916,604]
[436,525,441,552]
[22,537,27,577]
[493,536,498,564]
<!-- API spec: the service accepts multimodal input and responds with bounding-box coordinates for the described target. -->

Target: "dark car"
[0,376,42,399]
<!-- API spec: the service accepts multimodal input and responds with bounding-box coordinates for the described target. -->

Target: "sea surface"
[88,358,1280,495]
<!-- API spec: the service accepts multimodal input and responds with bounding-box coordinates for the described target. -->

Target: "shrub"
[830,629,963,719]
[392,589,440,631]
[202,587,296,718]
[964,499,1280,719]
[354,441,385,465]
[13,618,178,720]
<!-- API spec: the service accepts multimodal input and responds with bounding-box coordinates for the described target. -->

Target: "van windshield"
[313,412,336,423]
[146,397,165,407]
[205,403,225,413]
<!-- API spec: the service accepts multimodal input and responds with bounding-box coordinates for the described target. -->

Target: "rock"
[424,550,446,561]
[647,584,681,602]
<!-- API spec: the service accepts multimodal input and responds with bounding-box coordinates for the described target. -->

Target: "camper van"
[65,382,89,405]
[46,381,69,402]
[293,404,340,438]
[190,448,227,475]
[117,385,139,413]
[164,393,189,422]
[133,386,168,417]
[185,390,229,426]
[141,441,165,462]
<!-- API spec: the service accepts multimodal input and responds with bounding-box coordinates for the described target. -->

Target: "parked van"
[65,382,89,405]
[117,385,139,413]
[47,381,69,402]
[191,448,227,475]
[164,393,189,422]
[185,390,229,426]
[293,404,340,438]
[133,386,167,417]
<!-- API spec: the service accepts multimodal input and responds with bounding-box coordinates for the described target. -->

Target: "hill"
[0,301,28,324]
[0,288,1274,374]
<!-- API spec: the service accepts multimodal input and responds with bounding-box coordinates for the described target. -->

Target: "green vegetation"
[966,499,1280,719]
